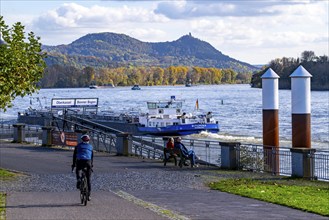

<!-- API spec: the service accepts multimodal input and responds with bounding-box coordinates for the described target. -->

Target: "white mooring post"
[290,65,312,148]
[261,68,280,174]
[290,65,316,179]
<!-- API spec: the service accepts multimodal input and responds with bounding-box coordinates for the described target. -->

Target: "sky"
[0,0,328,65]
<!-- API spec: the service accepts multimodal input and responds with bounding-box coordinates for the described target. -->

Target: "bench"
[163,148,191,168]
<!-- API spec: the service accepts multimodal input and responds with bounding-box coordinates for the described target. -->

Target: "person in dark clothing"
[72,134,93,200]
[174,137,197,167]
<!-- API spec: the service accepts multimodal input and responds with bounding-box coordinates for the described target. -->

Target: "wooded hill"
[43,32,258,73]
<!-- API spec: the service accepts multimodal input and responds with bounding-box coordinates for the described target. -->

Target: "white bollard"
[290,65,312,148]
[261,68,280,174]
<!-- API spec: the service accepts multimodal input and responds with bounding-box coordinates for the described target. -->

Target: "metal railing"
[0,123,14,139]
[1,123,328,181]
[131,136,164,159]
[165,138,328,181]
[0,123,42,145]
[88,129,117,154]
[314,151,329,180]
[237,144,292,175]
[25,125,43,145]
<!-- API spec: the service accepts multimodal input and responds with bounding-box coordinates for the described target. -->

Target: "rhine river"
[1,84,328,150]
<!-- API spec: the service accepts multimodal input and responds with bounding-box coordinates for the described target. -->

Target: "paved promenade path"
[0,140,327,220]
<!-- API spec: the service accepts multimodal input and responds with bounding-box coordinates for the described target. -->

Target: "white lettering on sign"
[51,98,98,108]
[75,98,98,106]
[51,99,75,107]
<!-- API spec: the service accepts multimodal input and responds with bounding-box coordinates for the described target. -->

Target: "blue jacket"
[73,142,93,165]
[174,141,189,157]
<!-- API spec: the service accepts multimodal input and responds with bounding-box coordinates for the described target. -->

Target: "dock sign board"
[75,98,98,107]
[51,98,98,108]
[51,99,75,108]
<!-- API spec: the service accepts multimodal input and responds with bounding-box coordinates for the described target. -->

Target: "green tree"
[0,16,46,110]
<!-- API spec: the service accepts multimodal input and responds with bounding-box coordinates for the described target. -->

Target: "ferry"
[137,96,219,136]
[17,96,219,136]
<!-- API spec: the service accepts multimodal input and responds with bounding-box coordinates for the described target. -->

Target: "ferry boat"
[137,96,219,136]
[17,96,219,136]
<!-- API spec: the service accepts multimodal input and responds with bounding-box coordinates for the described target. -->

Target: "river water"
[1,84,328,150]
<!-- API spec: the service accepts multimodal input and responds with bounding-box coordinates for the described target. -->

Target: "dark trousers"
[76,160,92,195]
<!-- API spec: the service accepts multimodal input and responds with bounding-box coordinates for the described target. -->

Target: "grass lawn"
[0,169,16,180]
[0,168,19,220]
[209,177,329,216]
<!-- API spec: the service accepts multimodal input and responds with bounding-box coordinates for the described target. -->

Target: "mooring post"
[42,126,53,146]
[220,142,240,170]
[291,148,317,179]
[116,133,132,156]
[261,68,280,175]
[13,123,26,143]
[290,65,315,179]
[290,65,312,148]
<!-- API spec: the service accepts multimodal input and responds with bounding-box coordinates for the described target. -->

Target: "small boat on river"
[131,84,141,90]
[89,85,98,89]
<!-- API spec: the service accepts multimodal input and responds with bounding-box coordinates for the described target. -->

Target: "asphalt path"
[0,141,328,220]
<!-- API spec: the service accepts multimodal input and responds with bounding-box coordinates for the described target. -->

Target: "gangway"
[51,113,164,159]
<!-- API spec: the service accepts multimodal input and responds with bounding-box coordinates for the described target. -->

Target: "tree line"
[250,51,329,90]
[40,65,252,88]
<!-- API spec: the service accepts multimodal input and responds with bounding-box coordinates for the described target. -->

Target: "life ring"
[60,132,65,143]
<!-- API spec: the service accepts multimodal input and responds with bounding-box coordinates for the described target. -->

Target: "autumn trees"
[39,65,248,88]
[250,51,329,90]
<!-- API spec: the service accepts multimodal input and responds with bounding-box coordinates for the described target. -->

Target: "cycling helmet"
[81,134,90,142]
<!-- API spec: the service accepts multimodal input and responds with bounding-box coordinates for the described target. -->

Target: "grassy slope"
[208,177,329,216]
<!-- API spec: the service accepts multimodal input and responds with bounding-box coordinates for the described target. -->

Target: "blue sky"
[1,0,328,64]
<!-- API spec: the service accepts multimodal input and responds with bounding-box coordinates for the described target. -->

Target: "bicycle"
[80,167,89,206]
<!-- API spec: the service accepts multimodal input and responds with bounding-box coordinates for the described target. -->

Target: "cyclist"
[72,134,93,201]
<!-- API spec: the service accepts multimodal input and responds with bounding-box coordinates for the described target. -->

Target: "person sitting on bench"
[166,137,174,149]
[165,137,176,157]
[174,137,197,167]
[164,137,178,166]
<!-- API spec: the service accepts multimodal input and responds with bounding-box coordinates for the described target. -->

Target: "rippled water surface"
[1,84,328,150]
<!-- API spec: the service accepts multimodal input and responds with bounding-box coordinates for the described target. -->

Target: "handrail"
[1,123,328,180]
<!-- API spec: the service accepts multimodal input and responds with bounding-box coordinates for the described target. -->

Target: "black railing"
[1,123,328,181]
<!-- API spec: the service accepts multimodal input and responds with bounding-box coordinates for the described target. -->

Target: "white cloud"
[127,28,166,42]
[33,3,169,30]
[154,0,317,18]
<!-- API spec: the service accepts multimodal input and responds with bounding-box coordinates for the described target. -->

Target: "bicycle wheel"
[82,192,87,206]
[80,176,88,205]
[80,178,85,204]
